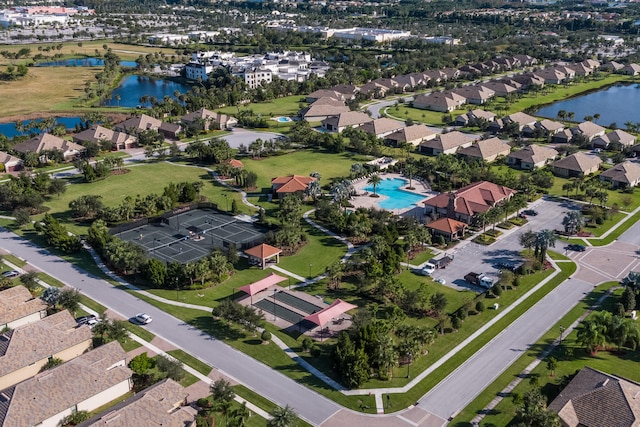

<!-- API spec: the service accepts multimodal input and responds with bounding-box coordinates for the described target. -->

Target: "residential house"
[457,137,511,163]
[581,59,601,69]
[552,152,602,178]
[392,74,423,89]
[0,310,92,390]
[0,151,23,172]
[601,61,624,72]
[529,119,564,137]
[592,129,636,150]
[331,84,359,98]
[480,81,518,97]
[305,89,345,103]
[621,63,640,76]
[571,63,593,76]
[533,68,566,85]
[422,69,446,84]
[299,103,350,122]
[556,65,576,79]
[77,379,196,427]
[413,91,466,112]
[599,161,640,189]
[13,133,85,162]
[311,96,347,107]
[360,118,405,138]
[418,131,475,155]
[453,86,495,105]
[511,73,545,89]
[426,217,467,242]
[321,111,372,132]
[271,175,317,198]
[73,125,137,151]
[548,367,640,427]
[182,108,237,131]
[552,129,574,144]
[441,67,461,80]
[115,114,181,139]
[424,181,516,224]
[572,121,606,142]
[0,341,132,427]
[0,285,47,330]
[384,124,437,147]
[454,109,497,126]
[506,144,558,170]
[358,81,391,98]
[503,112,537,131]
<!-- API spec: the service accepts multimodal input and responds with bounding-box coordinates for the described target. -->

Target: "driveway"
[430,198,575,290]
[221,128,285,149]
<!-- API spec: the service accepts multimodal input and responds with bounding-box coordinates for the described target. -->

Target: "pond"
[0,117,83,138]
[102,75,191,108]
[535,84,640,129]
[36,57,138,67]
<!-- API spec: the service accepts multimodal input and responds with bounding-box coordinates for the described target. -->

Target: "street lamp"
[223,194,229,211]
[407,352,412,379]
[175,277,179,301]
[309,263,312,279]
[559,325,566,345]
[273,289,277,321]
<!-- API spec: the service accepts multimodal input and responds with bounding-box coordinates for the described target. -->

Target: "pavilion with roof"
[238,273,287,304]
[244,243,282,269]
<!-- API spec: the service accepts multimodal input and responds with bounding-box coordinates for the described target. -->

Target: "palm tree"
[608,316,640,352]
[267,405,298,427]
[562,182,574,197]
[368,174,382,196]
[534,229,556,262]
[404,163,416,189]
[577,317,608,355]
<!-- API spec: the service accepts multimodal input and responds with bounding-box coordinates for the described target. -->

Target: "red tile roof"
[228,159,244,168]
[424,181,515,217]
[244,243,282,259]
[426,217,467,234]
[271,175,316,193]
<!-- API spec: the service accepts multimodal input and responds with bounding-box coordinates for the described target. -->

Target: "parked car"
[2,270,20,278]
[522,209,538,216]
[135,313,152,324]
[419,263,436,276]
[567,244,586,252]
[76,315,98,327]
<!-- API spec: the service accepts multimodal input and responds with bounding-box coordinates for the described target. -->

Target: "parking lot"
[429,197,578,291]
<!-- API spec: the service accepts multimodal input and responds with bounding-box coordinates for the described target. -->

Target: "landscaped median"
[450,280,618,426]
[128,256,576,413]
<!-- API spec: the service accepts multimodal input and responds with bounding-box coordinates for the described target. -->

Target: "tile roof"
[0,310,92,380]
[13,133,85,155]
[424,181,515,217]
[0,151,22,166]
[537,119,564,132]
[271,175,316,194]
[302,104,350,119]
[307,89,345,100]
[360,118,405,136]
[0,341,131,427]
[468,109,497,121]
[182,108,235,126]
[77,379,195,427]
[593,129,636,147]
[321,111,372,128]
[507,144,558,165]
[117,114,163,132]
[73,125,136,146]
[549,367,640,427]
[574,121,606,138]
[426,217,467,234]
[457,137,511,160]
[0,285,47,327]
[244,243,282,259]
[228,159,244,168]
[600,161,640,185]
[311,97,347,107]
[386,124,437,144]
[553,152,602,173]
[420,131,475,151]
[505,112,537,127]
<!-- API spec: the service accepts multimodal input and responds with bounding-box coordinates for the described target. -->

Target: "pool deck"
[350,172,438,217]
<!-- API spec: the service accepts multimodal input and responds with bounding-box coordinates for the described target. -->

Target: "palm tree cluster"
[519,229,556,263]
[577,310,640,355]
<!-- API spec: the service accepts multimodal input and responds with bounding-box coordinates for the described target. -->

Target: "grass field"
[242,150,372,191]
[385,104,467,126]
[217,95,306,118]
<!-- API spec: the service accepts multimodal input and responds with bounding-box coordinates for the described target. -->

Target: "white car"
[420,263,436,276]
[135,313,152,324]
[2,270,20,278]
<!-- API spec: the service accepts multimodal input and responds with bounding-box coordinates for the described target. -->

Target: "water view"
[364,177,427,210]
[536,84,640,129]
[103,76,191,108]
[0,117,83,138]
[36,57,138,67]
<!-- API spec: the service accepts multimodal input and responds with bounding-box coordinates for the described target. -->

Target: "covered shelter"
[426,217,467,241]
[244,243,282,269]
[304,299,357,329]
[238,273,287,304]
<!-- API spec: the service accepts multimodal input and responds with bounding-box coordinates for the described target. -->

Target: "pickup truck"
[464,272,495,289]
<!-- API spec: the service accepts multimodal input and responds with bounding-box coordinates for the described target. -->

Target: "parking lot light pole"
[273,289,277,321]
[560,325,566,344]
[407,352,412,379]
[309,263,312,278]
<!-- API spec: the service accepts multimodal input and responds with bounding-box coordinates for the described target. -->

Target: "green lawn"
[217,95,306,118]
[242,150,372,192]
[167,349,212,376]
[385,105,467,126]
[453,282,626,427]
[407,248,435,266]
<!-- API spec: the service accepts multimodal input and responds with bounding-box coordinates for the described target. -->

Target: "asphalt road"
[419,276,595,420]
[0,230,340,426]
[618,214,640,247]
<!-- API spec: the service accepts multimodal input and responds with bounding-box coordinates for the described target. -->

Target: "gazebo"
[426,217,467,241]
[244,243,282,269]
[238,273,287,304]
[303,299,357,328]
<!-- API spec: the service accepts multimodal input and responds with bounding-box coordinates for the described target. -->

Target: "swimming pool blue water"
[276,117,292,123]
[363,177,426,210]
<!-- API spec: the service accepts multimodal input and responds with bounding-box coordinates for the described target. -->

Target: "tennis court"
[114,208,268,264]
[275,292,325,314]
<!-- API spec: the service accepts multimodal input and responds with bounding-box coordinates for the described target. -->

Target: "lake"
[36,57,138,67]
[0,117,83,138]
[102,76,191,108]
[536,84,640,129]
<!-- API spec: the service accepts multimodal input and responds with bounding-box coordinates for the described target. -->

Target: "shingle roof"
[593,130,636,147]
[1,341,131,427]
[0,285,47,327]
[311,97,347,107]
[77,379,195,427]
[360,118,405,136]
[117,114,162,132]
[553,152,602,173]
[549,367,640,427]
[600,161,640,185]
[468,109,497,121]
[73,125,136,146]
[507,144,558,165]
[505,112,537,127]
[302,104,350,119]
[537,119,564,132]
[386,125,437,144]
[307,89,345,100]
[0,310,92,380]
[420,131,475,151]
[0,151,22,166]
[321,111,372,128]
[457,137,510,160]
[13,133,85,155]
[574,121,606,138]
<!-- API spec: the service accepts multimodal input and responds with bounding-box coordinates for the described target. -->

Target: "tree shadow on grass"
[189,315,245,341]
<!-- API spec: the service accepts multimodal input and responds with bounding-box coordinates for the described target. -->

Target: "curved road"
[0,230,340,426]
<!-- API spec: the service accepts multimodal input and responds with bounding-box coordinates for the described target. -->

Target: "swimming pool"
[363,177,427,210]
[275,117,292,123]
